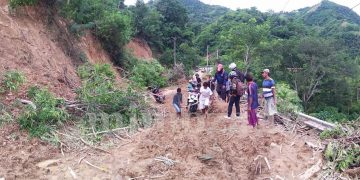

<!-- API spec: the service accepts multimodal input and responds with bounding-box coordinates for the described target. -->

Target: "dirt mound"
[0,123,59,179]
[0,1,123,99]
[79,32,112,65]
[126,38,153,61]
[16,86,322,179]
[0,3,80,99]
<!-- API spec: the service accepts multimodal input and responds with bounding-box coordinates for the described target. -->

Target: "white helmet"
[229,63,236,70]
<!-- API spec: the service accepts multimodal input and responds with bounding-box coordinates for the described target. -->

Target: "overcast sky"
[124,0,360,15]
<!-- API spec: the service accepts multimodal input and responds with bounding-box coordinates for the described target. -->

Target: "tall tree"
[223,18,270,72]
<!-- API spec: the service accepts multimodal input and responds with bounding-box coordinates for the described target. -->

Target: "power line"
[350,2,360,10]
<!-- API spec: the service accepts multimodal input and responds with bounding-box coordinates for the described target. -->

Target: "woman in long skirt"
[246,73,259,128]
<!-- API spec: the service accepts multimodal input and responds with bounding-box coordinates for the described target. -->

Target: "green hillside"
[178,0,230,32]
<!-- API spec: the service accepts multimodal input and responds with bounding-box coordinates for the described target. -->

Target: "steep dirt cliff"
[126,37,153,61]
[0,0,117,100]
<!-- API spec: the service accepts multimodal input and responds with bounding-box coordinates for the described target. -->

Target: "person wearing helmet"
[225,71,245,120]
[229,63,245,83]
[212,64,228,101]
[187,80,194,92]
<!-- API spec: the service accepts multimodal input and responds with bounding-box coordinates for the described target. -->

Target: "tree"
[222,18,270,72]
[131,1,163,49]
[155,0,191,49]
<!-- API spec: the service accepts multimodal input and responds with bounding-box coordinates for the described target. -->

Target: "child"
[207,75,215,92]
[173,88,183,118]
[199,82,213,119]
[246,73,259,128]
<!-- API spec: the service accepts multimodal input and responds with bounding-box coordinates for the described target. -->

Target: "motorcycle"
[148,86,165,104]
[187,92,199,113]
[187,83,200,114]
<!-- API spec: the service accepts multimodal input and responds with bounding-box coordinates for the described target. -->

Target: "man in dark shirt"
[173,88,183,118]
[212,64,228,101]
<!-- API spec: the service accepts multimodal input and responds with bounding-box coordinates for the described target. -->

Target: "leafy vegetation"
[321,120,360,174]
[130,60,167,88]
[177,0,230,35]
[324,142,360,172]
[1,70,25,92]
[193,1,360,121]
[18,86,69,137]
[61,0,133,66]
[0,103,14,126]
[276,83,303,116]
[320,126,346,139]
[312,107,348,122]
[9,0,37,9]
[77,63,153,132]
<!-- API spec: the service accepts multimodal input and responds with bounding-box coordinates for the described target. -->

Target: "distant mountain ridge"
[177,0,230,26]
[297,0,360,25]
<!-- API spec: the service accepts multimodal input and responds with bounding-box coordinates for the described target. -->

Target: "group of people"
[172,62,277,128]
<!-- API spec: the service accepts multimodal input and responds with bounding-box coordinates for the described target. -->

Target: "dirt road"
[0,85,320,180]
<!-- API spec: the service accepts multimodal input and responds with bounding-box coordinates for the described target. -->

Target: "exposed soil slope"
[0,0,120,99]
[7,86,322,180]
[0,2,79,99]
[126,38,153,61]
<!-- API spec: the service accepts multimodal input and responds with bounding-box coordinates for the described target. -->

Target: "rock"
[36,159,60,169]
[197,154,213,161]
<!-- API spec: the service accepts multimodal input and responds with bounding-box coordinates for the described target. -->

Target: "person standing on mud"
[195,73,201,85]
[229,63,245,83]
[225,71,244,119]
[212,64,228,101]
[261,69,277,125]
[173,88,183,118]
[207,75,215,92]
[199,82,213,119]
[246,73,259,128]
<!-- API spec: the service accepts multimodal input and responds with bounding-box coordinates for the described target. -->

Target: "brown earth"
[0,84,323,179]
[126,38,153,61]
[0,0,123,101]
[0,2,79,100]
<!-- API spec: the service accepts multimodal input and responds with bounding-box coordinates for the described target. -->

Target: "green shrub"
[324,142,360,172]
[77,63,153,132]
[311,106,348,122]
[0,103,14,126]
[276,83,303,116]
[61,0,132,60]
[320,126,345,139]
[9,0,38,8]
[18,86,69,137]
[130,60,167,88]
[2,70,26,92]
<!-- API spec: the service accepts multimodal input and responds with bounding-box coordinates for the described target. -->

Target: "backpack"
[230,78,245,96]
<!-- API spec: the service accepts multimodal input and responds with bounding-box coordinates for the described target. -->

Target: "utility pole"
[173,37,177,66]
[206,45,209,72]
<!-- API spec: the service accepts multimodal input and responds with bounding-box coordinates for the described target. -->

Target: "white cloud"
[124,0,360,15]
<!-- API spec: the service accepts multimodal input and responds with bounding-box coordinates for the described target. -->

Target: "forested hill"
[178,0,230,28]
[296,0,360,26]
[194,0,360,121]
[129,0,360,121]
